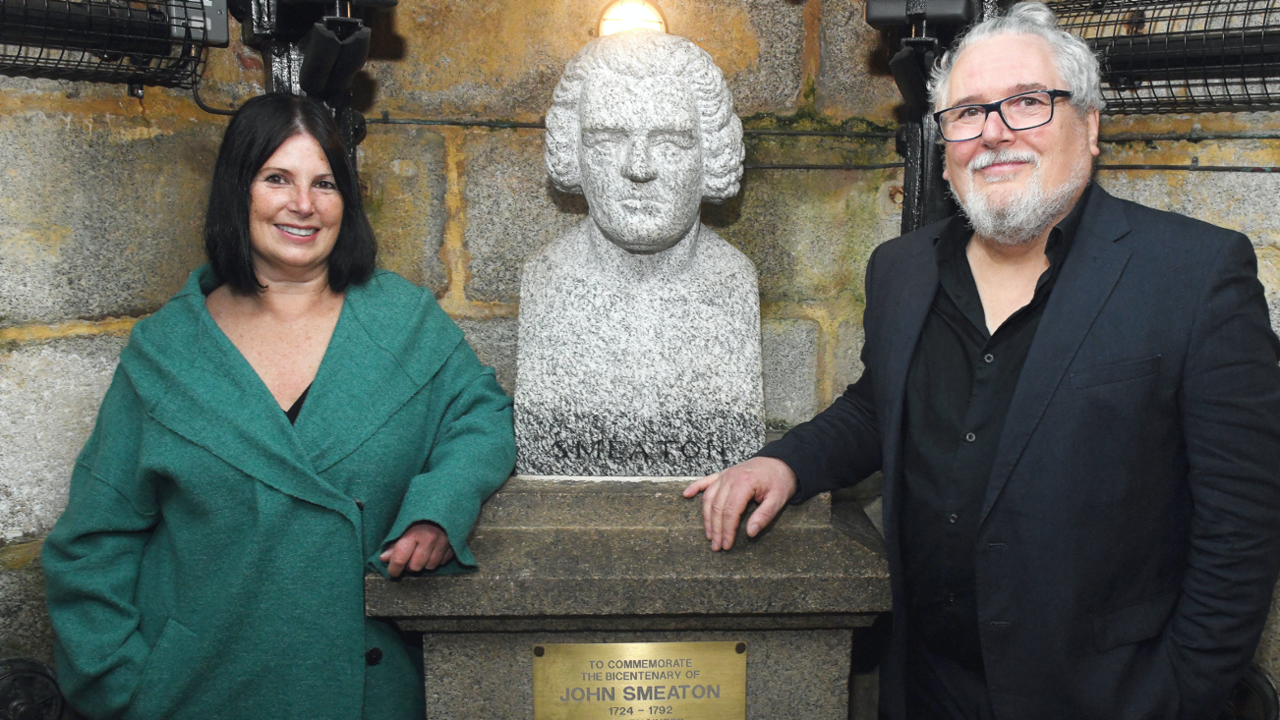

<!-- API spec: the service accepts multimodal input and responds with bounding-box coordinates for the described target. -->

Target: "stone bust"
[515,29,764,477]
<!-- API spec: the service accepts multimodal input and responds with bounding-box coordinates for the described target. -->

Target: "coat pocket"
[1092,590,1177,653]
[125,617,199,720]
[1069,355,1161,390]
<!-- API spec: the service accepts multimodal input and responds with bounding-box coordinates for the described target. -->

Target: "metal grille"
[1050,0,1280,113]
[0,0,207,88]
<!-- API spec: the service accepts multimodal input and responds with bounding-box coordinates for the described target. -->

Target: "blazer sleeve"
[368,340,516,577]
[41,368,162,720]
[1165,232,1280,720]
[756,245,885,503]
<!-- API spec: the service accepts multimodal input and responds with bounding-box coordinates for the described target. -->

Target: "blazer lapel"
[978,186,1133,524]
[878,232,942,550]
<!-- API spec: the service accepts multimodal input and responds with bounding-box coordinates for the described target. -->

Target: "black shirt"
[900,184,1091,673]
[284,384,311,425]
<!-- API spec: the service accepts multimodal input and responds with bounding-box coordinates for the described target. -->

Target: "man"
[517,29,764,477]
[684,4,1280,718]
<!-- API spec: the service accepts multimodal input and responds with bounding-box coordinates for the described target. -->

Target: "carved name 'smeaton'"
[515,29,764,476]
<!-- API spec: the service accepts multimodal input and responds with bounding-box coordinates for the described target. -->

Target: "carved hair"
[929,1,1104,115]
[545,30,744,202]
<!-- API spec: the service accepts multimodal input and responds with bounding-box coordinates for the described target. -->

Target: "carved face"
[578,70,704,254]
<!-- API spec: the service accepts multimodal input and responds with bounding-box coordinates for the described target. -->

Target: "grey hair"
[544,29,744,203]
[929,2,1104,115]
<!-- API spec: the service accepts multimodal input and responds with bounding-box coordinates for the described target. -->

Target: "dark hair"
[204,93,376,294]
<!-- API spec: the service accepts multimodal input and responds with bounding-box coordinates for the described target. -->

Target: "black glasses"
[933,89,1074,142]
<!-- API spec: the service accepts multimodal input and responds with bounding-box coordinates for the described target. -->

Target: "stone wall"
[4,0,1280,700]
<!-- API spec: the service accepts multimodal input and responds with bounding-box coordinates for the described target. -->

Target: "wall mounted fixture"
[1050,0,1280,114]
[597,0,666,36]
[0,0,228,93]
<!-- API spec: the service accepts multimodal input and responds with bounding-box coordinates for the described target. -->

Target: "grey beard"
[952,152,1089,246]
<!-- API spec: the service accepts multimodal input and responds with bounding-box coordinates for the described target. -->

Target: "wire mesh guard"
[0,0,209,88]
[1049,0,1280,113]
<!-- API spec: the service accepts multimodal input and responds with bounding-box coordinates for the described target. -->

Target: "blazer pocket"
[126,617,200,720]
[1069,355,1161,390]
[1092,590,1177,653]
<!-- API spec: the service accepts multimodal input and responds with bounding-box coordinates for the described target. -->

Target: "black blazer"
[762,185,1280,720]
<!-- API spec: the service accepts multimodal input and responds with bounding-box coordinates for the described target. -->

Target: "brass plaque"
[533,641,747,720]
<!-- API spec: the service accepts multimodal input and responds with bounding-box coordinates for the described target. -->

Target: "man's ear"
[1086,108,1100,158]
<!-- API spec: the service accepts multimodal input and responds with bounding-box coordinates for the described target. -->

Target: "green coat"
[42,266,516,720]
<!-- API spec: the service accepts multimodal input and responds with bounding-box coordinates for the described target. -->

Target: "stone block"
[712,168,902,304]
[368,479,890,619]
[371,479,888,719]
[745,131,899,169]
[816,0,903,121]
[1255,577,1280,688]
[360,125,449,292]
[0,336,125,539]
[462,129,585,304]
[833,318,866,404]
[0,114,217,326]
[1254,245,1280,338]
[457,318,518,394]
[0,75,126,102]
[1095,163,1280,245]
[0,544,54,664]
[420,629,853,720]
[762,318,819,430]
[709,0,806,114]
[363,0,803,119]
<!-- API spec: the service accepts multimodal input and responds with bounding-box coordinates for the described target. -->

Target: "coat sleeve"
[756,245,885,503]
[41,368,162,720]
[1165,232,1280,720]
[368,340,516,577]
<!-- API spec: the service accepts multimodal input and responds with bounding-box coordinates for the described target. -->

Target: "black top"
[900,184,1090,673]
[284,384,311,425]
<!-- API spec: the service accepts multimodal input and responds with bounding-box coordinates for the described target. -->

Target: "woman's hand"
[380,521,454,577]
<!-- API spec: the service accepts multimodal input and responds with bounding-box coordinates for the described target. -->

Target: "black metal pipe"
[1097,29,1280,82]
[362,117,1280,173]
[744,129,898,138]
[367,116,544,129]
[1097,163,1280,172]
[1099,132,1280,142]
[744,163,906,170]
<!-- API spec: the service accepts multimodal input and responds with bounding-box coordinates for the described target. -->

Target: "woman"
[41,94,516,720]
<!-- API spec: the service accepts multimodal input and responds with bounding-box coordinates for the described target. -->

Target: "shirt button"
[355,499,364,511]
[965,432,976,442]
[949,513,958,524]
[984,353,994,363]
[366,648,383,666]
[947,592,956,603]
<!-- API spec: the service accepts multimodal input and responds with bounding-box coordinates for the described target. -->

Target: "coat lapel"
[294,271,464,475]
[124,268,462,521]
[124,269,358,520]
[978,187,1133,524]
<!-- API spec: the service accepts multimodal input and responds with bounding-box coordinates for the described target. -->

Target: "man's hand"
[682,457,798,551]
[380,521,455,577]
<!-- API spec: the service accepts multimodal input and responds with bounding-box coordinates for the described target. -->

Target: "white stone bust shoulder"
[515,29,764,477]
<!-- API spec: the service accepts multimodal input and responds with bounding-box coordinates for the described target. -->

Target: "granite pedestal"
[365,478,890,719]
